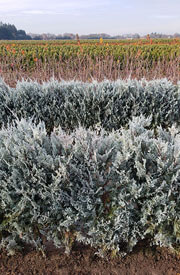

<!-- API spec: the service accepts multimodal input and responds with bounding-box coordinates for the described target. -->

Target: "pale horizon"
[0,0,180,35]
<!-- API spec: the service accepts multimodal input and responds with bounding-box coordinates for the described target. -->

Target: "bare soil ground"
[0,240,180,275]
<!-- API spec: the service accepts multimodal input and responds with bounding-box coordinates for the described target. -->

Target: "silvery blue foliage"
[0,115,180,257]
[0,118,62,254]
[41,80,115,132]
[12,80,45,125]
[111,115,180,252]
[0,78,180,133]
[0,78,14,128]
[34,78,180,131]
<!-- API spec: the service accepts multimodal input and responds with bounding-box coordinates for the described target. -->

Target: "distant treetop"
[0,22,32,40]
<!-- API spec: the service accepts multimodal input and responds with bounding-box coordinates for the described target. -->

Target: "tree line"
[0,22,179,40]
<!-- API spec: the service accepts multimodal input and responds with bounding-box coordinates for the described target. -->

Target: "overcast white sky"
[0,0,180,35]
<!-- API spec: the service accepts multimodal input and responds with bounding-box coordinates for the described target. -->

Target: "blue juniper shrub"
[0,78,180,133]
[0,115,180,257]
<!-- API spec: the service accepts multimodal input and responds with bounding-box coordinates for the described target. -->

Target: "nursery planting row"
[0,78,180,133]
[0,115,180,257]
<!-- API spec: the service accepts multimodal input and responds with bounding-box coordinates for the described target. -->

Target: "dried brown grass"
[0,55,179,87]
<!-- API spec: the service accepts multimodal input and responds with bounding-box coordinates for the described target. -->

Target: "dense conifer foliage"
[0,79,180,258]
